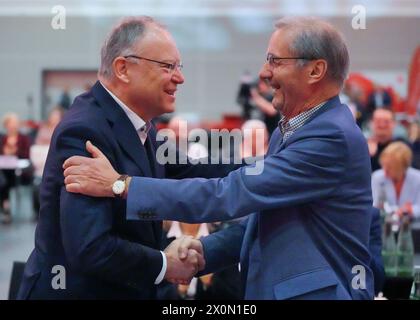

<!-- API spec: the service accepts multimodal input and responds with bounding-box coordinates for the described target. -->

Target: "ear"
[112,57,130,84]
[307,59,327,85]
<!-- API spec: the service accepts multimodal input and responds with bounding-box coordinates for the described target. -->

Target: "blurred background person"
[237,75,278,136]
[34,106,63,145]
[240,119,268,158]
[236,70,255,120]
[372,141,420,220]
[167,116,209,159]
[367,108,410,172]
[0,113,32,224]
[58,86,71,111]
[31,106,64,217]
[365,84,393,120]
[166,116,188,149]
[250,79,278,136]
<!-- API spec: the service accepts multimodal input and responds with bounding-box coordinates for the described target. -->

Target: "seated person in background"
[0,112,32,224]
[249,79,279,136]
[31,107,64,216]
[240,119,268,158]
[34,106,64,145]
[367,108,410,172]
[166,116,209,159]
[372,141,420,220]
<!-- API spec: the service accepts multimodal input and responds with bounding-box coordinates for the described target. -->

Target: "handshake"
[163,235,205,285]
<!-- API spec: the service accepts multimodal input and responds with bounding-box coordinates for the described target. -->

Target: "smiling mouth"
[164,89,176,97]
[271,83,280,90]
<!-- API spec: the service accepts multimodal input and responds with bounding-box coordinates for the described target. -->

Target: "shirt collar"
[279,101,326,135]
[100,81,150,133]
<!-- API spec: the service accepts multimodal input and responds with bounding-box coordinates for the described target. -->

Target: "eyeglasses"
[124,55,183,73]
[266,53,312,67]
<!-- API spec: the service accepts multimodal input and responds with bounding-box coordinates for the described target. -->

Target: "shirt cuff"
[154,251,167,285]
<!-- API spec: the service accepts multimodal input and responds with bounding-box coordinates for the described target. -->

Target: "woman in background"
[34,106,63,145]
[372,141,420,219]
[0,113,32,224]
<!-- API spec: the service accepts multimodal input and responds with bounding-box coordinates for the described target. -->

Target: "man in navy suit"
[64,17,375,299]
[17,17,214,299]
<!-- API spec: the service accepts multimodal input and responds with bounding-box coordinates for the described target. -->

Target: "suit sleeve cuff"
[154,251,167,285]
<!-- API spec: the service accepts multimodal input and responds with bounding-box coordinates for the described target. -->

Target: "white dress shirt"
[372,167,420,219]
[100,82,167,285]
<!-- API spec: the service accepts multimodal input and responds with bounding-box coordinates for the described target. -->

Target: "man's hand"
[176,235,204,261]
[164,236,205,285]
[63,141,120,197]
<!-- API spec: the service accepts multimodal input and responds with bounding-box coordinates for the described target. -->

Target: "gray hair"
[99,16,166,79]
[275,17,349,87]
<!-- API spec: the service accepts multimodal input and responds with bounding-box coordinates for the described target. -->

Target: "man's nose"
[259,64,272,82]
[172,68,185,84]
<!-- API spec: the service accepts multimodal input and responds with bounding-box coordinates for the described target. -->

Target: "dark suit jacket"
[17,82,237,300]
[127,96,375,299]
[17,82,168,299]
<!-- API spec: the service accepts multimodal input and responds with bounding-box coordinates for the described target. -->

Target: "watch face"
[112,180,125,195]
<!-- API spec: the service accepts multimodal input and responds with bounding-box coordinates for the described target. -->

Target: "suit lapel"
[145,126,160,177]
[91,81,163,246]
[111,119,153,177]
[267,129,285,155]
[91,81,153,177]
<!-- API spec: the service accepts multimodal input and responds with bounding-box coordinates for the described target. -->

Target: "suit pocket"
[273,267,349,300]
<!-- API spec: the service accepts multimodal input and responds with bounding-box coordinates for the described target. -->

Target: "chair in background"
[8,261,25,300]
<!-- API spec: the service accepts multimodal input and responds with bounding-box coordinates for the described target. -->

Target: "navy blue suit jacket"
[17,82,235,299]
[127,96,375,299]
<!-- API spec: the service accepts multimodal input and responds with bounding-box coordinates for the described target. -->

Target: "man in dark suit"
[17,17,208,300]
[64,17,375,299]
